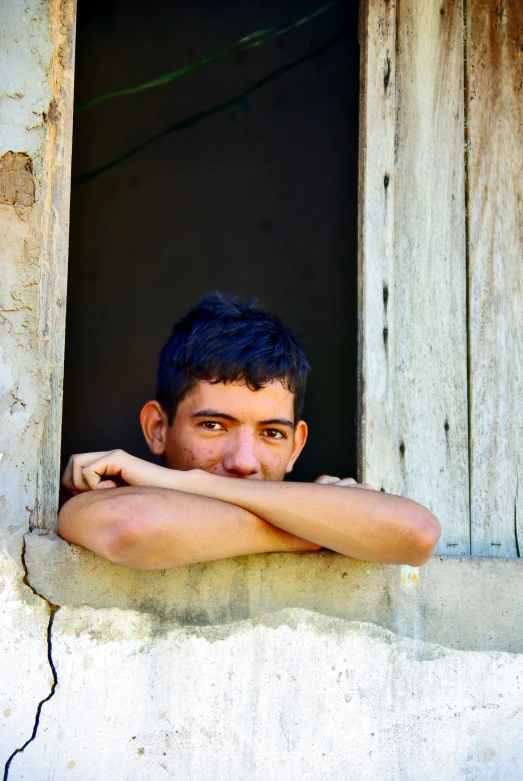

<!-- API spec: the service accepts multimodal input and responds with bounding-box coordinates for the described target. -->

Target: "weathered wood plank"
[467,0,523,557]
[35,0,77,530]
[359,0,470,554]
[358,0,397,490]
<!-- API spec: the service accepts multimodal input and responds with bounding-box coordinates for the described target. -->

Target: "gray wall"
[62,0,360,482]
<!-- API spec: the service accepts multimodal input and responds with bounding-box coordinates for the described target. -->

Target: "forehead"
[178,380,295,420]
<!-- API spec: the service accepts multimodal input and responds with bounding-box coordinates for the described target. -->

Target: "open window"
[62,0,361,485]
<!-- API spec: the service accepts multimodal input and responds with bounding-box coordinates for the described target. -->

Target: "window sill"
[24,531,523,653]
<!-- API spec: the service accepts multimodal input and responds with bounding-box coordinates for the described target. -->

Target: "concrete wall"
[0,0,72,773]
[8,537,523,780]
[1,2,523,780]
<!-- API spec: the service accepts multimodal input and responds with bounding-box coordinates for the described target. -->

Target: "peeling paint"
[399,565,419,594]
[0,153,35,221]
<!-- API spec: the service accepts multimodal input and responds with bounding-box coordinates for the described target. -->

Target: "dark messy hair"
[157,292,310,424]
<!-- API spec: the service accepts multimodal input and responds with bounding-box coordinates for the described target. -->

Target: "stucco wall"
[1,2,523,780]
[4,541,523,780]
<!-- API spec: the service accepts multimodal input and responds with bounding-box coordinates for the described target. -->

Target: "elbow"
[98,506,146,566]
[58,491,147,567]
[404,509,441,566]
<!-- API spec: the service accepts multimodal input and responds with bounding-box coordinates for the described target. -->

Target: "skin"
[141,380,308,480]
[59,380,441,569]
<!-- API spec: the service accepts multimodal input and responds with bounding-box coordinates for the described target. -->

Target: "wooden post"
[35,0,77,530]
[358,0,397,497]
[359,0,470,554]
[467,0,523,556]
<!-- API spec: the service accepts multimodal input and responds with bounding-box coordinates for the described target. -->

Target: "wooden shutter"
[36,0,77,530]
[467,0,523,556]
[359,0,470,555]
[359,0,523,558]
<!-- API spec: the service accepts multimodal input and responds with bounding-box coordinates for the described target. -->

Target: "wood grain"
[35,0,77,531]
[359,0,470,554]
[467,0,523,556]
[358,0,397,493]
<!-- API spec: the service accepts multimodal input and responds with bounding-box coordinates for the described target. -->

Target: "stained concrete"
[0,538,54,770]
[9,605,523,780]
[25,533,523,653]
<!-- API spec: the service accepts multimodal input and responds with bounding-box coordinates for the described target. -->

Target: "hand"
[61,449,178,494]
[314,475,377,490]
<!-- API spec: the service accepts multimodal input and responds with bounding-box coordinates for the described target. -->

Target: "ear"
[140,401,170,456]
[285,420,308,474]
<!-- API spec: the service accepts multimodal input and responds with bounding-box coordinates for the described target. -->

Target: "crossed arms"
[58,450,441,569]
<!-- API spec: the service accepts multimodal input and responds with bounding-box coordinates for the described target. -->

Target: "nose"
[221,429,260,478]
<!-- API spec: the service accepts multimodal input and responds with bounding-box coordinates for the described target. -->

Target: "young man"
[59,293,441,569]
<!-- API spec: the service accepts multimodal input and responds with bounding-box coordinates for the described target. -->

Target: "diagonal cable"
[73,27,348,186]
[75,1,339,113]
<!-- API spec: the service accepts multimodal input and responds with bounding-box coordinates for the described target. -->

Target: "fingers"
[315,475,341,484]
[72,455,94,492]
[334,477,358,487]
[61,449,160,494]
[93,480,118,490]
[61,451,116,493]
[337,480,377,490]
[314,475,377,490]
[81,450,127,491]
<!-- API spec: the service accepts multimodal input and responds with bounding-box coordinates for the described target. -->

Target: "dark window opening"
[62,0,360,483]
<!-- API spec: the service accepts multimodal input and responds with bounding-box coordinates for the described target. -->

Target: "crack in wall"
[515,469,520,558]
[3,538,59,781]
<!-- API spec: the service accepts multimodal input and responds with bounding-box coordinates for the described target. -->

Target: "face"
[141,380,307,481]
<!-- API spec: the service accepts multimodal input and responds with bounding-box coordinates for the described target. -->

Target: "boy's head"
[140,293,310,480]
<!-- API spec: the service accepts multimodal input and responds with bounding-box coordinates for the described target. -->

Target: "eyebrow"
[258,418,295,430]
[190,410,295,429]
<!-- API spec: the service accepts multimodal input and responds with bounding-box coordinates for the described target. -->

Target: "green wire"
[72,27,348,186]
[74,0,339,113]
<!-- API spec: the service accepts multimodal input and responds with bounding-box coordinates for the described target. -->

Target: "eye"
[263,428,286,440]
[200,421,225,432]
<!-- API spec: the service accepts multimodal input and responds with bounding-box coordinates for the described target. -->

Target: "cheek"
[175,441,223,470]
[260,447,290,479]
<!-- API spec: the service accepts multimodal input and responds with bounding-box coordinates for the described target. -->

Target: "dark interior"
[62,0,360,482]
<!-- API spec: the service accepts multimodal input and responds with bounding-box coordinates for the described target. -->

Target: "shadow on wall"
[62,0,360,483]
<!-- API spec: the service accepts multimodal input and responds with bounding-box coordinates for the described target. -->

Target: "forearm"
[180,471,441,565]
[58,486,319,569]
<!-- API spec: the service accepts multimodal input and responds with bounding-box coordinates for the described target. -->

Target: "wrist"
[165,467,213,495]
[181,468,220,496]
[180,469,249,506]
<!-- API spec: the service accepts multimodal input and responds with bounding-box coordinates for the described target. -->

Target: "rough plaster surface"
[0,0,53,546]
[25,534,523,653]
[0,1,59,771]
[9,535,521,778]
[0,538,53,769]
[7,605,523,781]
[0,0,52,164]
